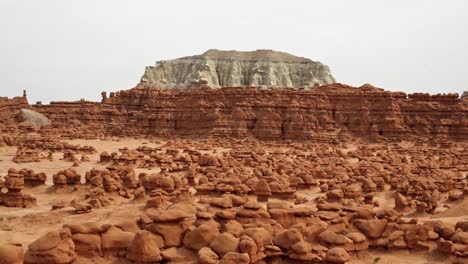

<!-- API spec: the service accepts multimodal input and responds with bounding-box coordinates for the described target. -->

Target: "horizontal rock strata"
[29,84,467,142]
[140,49,335,88]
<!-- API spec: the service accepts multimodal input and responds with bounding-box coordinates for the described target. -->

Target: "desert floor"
[0,138,466,264]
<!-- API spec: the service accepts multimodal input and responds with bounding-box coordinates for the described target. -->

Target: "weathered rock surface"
[0,243,23,264]
[31,84,467,142]
[24,228,77,264]
[461,91,468,99]
[140,49,335,88]
[126,230,162,263]
[0,168,37,208]
[0,95,28,130]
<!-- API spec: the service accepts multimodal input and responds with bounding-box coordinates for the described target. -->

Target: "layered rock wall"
[0,96,29,129]
[31,84,468,142]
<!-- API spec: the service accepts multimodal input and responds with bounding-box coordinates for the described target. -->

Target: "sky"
[1,0,467,103]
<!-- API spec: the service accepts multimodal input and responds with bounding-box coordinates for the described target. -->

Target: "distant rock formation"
[139,49,335,88]
[31,84,467,142]
[0,96,29,129]
[461,91,468,99]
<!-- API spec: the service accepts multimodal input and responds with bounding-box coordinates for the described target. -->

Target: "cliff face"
[140,49,335,88]
[31,84,467,142]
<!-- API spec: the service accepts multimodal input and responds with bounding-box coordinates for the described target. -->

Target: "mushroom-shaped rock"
[219,252,250,264]
[273,228,303,250]
[0,243,23,264]
[161,246,197,262]
[243,200,262,210]
[353,219,387,239]
[305,220,328,242]
[126,230,162,263]
[327,189,344,199]
[318,231,353,250]
[223,220,245,237]
[148,222,188,248]
[394,192,412,212]
[71,233,102,258]
[405,225,429,248]
[243,227,273,248]
[24,228,77,264]
[346,232,369,251]
[289,241,318,261]
[451,232,468,245]
[256,179,272,201]
[344,183,362,198]
[209,233,240,256]
[238,235,263,263]
[455,221,468,232]
[198,247,219,264]
[101,226,135,257]
[183,220,220,250]
[325,247,351,263]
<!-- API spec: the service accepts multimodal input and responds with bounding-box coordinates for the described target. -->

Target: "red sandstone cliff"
[28,84,467,142]
[0,96,29,127]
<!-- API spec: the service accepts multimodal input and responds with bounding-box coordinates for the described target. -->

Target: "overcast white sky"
[1,0,467,103]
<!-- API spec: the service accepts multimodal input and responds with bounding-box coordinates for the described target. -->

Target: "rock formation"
[0,243,23,264]
[0,168,37,208]
[461,91,468,99]
[29,84,467,142]
[0,96,28,128]
[140,49,335,88]
[24,228,77,264]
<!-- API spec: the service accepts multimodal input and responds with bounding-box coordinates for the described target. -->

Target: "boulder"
[101,226,135,257]
[325,247,351,263]
[0,243,23,264]
[273,228,303,250]
[24,228,77,264]
[126,230,162,263]
[209,233,240,256]
[183,220,220,250]
[354,219,387,239]
[219,252,250,264]
[71,233,102,258]
[161,246,197,263]
[223,220,245,237]
[198,247,219,264]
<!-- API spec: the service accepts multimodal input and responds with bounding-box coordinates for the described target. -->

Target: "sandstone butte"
[140,49,336,88]
[0,50,467,264]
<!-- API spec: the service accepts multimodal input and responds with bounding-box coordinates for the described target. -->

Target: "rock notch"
[140,49,335,88]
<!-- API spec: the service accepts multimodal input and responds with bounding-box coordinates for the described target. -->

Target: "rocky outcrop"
[32,84,467,142]
[24,228,77,264]
[461,91,468,99]
[140,49,335,88]
[0,168,37,208]
[0,95,29,137]
[0,243,23,264]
